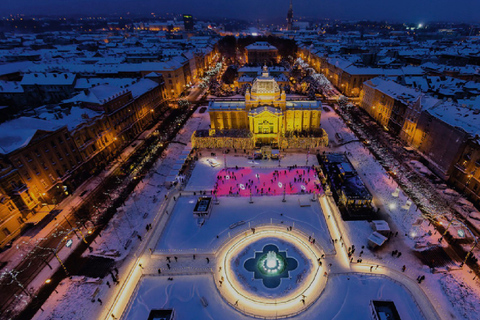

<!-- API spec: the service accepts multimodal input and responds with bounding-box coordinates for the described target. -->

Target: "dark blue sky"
[1,0,479,22]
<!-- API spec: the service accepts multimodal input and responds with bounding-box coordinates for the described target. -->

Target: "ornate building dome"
[250,66,281,101]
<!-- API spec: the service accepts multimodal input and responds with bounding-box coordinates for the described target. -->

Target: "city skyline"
[0,1,480,319]
[0,0,479,23]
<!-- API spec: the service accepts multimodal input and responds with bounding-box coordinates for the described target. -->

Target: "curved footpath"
[101,190,445,320]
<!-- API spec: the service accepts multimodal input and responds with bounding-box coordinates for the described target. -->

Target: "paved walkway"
[100,190,445,320]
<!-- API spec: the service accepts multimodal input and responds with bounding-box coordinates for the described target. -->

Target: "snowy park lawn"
[124,273,426,320]
[124,275,237,320]
[186,153,319,191]
[155,195,334,254]
[302,273,426,320]
[33,276,106,320]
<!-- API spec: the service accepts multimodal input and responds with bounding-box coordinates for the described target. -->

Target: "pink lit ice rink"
[213,166,323,197]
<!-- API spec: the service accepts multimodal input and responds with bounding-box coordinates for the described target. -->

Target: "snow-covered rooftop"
[20,73,76,86]
[66,84,129,105]
[365,77,422,104]
[426,102,480,137]
[35,106,103,131]
[245,42,278,51]
[0,117,63,154]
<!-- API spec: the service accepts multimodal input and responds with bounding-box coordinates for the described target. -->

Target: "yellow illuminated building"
[194,66,327,149]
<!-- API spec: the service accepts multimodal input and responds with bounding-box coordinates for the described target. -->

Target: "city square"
[0,1,479,320]
[115,154,434,320]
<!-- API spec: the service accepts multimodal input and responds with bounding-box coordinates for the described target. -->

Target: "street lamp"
[45,279,59,293]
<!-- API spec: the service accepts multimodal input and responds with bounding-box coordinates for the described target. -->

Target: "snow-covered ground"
[186,153,318,192]
[85,107,211,259]
[32,106,211,320]
[32,102,480,320]
[124,273,426,320]
[320,104,480,320]
[156,195,334,255]
[35,276,107,320]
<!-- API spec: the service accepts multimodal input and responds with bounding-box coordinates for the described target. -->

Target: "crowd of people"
[213,166,323,197]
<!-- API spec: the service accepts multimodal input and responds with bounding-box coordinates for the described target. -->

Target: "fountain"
[263,251,283,274]
[244,244,297,288]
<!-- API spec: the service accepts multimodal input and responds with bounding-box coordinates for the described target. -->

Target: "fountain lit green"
[258,251,286,276]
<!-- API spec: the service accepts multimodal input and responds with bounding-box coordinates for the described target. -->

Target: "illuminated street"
[2,3,480,319]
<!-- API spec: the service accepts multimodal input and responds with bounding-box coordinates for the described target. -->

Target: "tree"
[338,95,349,107]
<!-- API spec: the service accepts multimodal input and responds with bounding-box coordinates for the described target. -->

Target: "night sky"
[0,0,479,22]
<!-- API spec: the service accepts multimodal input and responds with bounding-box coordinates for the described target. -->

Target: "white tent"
[368,231,388,248]
[371,220,390,236]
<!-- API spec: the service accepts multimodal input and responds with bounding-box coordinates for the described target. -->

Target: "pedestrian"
[370,266,373,272]
[167,257,171,263]
[106,281,111,288]
[219,280,223,286]
[137,234,142,241]
[206,257,210,263]
[98,298,103,305]
[402,265,406,272]
[114,267,119,274]
[235,300,239,306]
[219,266,222,272]
[167,263,171,269]
[397,252,402,258]
[309,236,312,242]
[173,196,176,201]
[174,256,178,262]
[158,268,161,274]
[395,231,398,237]
[312,239,315,244]
[193,254,196,260]
[139,263,143,269]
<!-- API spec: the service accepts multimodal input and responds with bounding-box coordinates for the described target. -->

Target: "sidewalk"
[0,116,168,273]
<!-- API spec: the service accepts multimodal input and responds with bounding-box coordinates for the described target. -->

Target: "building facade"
[0,77,167,246]
[361,78,423,143]
[193,66,327,149]
[245,42,279,65]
